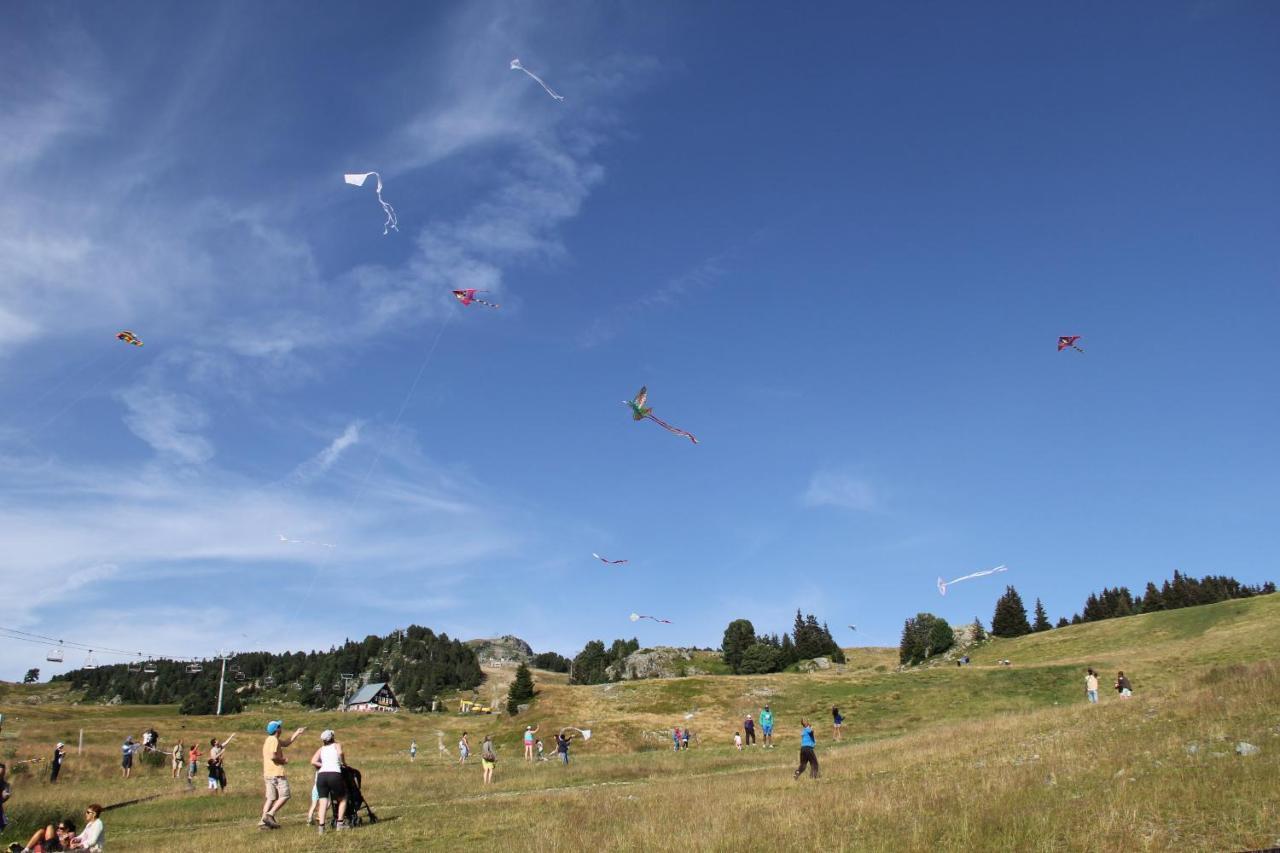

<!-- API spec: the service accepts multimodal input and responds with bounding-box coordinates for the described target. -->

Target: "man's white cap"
[57,742,65,748]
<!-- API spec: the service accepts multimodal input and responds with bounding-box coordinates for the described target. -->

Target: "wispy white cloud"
[119,381,214,465]
[290,421,363,483]
[578,255,727,348]
[802,471,877,512]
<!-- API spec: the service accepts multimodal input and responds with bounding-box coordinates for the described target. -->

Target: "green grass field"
[2,596,1278,851]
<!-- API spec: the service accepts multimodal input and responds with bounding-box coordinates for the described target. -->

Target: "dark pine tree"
[721,619,757,674]
[506,663,535,714]
[1032,598,1052,632]
[1055,616,1070,628]
[991,586,1032,638]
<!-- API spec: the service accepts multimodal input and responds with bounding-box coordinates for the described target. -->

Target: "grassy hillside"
[1,595,1276,851]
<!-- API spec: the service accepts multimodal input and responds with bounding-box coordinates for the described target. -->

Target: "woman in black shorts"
[309,730,348,832]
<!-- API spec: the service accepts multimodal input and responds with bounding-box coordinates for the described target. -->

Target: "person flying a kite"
[624,386,698,445]
[453,289,500,309]
[592,553,628,565]
[116,330,143,347]
[1057,336,1083,352]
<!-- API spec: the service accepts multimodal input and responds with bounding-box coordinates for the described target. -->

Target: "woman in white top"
[73,803,106,851]
[309,730,348,832]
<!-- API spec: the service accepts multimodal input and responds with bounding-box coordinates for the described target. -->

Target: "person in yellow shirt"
[259,720,306,830]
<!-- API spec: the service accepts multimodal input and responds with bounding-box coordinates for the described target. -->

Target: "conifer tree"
[1055,616,1069,628]
[991,586,1032,637]
[721,619,757,674]
[506,663,535,714]
[1032,598,1051,632]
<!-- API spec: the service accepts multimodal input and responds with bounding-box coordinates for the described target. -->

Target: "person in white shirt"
[309,730,348,833]
[72,803,105,851]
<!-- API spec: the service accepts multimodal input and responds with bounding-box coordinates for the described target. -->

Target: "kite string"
[272,307,459,636]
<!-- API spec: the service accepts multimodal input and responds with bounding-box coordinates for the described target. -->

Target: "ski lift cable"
[0,624,202,664]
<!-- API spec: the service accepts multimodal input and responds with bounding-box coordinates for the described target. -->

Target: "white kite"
[937,565,1008,596]
[560,726,591,741]
[510,58,565,101]
[279,533,335,549]
[593,553,628,565]
[630,612,672,624]
[343,172,399,234]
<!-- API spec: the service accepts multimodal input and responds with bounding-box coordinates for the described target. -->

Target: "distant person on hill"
[409,740,417,762]
[535,738,546,761]
[481,735,497,785]
[187,742,202,788]
[523,726,539,762]
[309,729,348,833]
[458,733,471,765]
[170,742,184,780]
[759,706,775,749]
[555,732,571,765]
[1085,669,1099,704]
[831,706,843,741]
[1115,671,1133,698]
[743,715,756,746]
[259,720,307,830]
[120,736,135,778]
[51,743,66,784]
[793,718,819,780]
[734,731,742,751]
[70,803,104,852]
[681,729,690,750]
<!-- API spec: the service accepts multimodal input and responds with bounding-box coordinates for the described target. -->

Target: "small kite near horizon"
[630,612,672,624]
[848,625,857,631]
[510,58,565,101]
[937,565,1007,596]
[279,533,336,549]
[453,289,500,309]
[592,553,628,565]
[344,172,399,235]
[624,386,698,445]
[116,331,143,347]
[1057,336,1084,353]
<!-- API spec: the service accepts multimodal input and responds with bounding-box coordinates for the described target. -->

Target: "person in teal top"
[794,718,819,780]
[759,706,774,749]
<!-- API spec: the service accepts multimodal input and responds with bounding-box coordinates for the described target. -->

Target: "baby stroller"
[333,764,378,827]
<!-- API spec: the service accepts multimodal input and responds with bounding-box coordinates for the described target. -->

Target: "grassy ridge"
[1,594,1277,851]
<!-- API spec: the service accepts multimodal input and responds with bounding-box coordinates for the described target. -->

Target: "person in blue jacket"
[793,718,819,780]
[759,706,774,749]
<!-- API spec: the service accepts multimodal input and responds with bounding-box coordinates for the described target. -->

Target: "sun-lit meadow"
[2,596,1278,851]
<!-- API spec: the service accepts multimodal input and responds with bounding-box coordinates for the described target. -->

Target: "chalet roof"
[347,682,393,705]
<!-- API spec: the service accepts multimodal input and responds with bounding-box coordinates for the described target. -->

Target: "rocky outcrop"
[606,647,707,680]
[467,635,533,665]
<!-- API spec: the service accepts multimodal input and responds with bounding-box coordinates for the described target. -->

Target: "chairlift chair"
[83,650,98,670]
[143,661,157,674]
[263,675,275,687]
[186,662,203,674]
[128,660,141,673]
[46,642,65,663]
[313,685,323,694]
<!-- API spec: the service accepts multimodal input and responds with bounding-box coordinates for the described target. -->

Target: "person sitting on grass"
[69,804,104,852]
[1115,671,1133,698]
[17,816,75,853]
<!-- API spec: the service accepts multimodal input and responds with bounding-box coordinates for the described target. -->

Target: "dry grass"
[2,597,1277,851]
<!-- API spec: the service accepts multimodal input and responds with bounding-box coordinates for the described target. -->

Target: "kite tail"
[475,298,500,309]
[519,67,565,101]
[376,188,399,234]
[645,414,698,444]
[1072,344,1084,353]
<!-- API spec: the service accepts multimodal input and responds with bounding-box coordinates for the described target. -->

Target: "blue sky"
[2,1,1277,678]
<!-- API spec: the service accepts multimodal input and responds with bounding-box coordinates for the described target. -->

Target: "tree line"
[57,624,483,714]
[721,611,847,674]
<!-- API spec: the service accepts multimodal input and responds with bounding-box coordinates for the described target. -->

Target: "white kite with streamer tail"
[560,727,591,741]
[344,172,399,234]
[630,612,672,624]
[510,58,565,101]
[937,565,1008,596]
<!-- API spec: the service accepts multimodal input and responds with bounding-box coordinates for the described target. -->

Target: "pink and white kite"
[593,553,628,565]
[510,58,564,102]
[937,565,1007,596]
[343,172,399,234]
